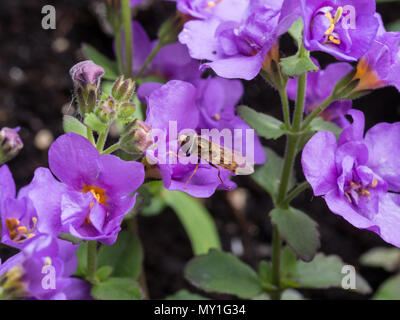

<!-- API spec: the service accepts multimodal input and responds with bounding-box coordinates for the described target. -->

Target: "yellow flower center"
[324,7,343,45]
[5,217,37,244]
[83,185,107,206]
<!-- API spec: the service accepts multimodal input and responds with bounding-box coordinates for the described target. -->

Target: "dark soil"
[1,0,400,300]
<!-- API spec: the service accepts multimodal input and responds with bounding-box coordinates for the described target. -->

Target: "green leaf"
[164,190,221,255]
[74,242,88,277]
[238,106,285,139]
[258,261,275,290]
[270,207,320,262]
[97,231,143,280]
[83,44,119,80]
[166,290,209,300]
[360,247,400,272]
[63,116,87,138]
[287,18,304,45]
[252,147,295,200]
[281,54,319,78]
[91,277,142,300]
[96,265,113,282]
[142,196,166,216]
[84,113,108,134]
[287,252,371,294]
[373,275,400,300]
[185,249,263,299]
[309,117,343,138]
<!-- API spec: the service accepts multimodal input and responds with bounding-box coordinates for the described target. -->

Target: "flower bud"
[0,127,23,164]
[97,96,117,122]
[120,119,153,154]
[70,61,104,115]
[118,102,136,120]
[111,76,135,101]
[70,60,104,88]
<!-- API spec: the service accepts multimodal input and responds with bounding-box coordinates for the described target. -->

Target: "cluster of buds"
[120,119,154,154]
[70,60,104,115]
[0,127,23,164]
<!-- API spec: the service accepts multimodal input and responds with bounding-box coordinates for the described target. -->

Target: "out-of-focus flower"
[0,235,90,300]
[280,0,379,61]
[0,127,23,164]
[47,133,145,244]
[352,14,400,92]
[287,60,353,127]
[178,0,285,80]
[302,109,400,247]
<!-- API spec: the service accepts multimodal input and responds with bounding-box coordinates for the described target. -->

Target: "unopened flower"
[0,235,90,300]
[0,127,23,164]
[281,0,379,61]
[69,60,104,88]
[120,119,154,154]
[302,110,400,247]
[48,133,145,244]
[287,60,353,127]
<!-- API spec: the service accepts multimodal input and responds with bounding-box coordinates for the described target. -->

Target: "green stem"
[301,95,335,130]
[87,127,95,146]
[96,128,109,153]
[271,56,309,299]
[115,30,124,74]
[135,41,163,80]
[121,0,133,78]
[101,143,120,155]
[282,181,310,205]
[270,226,282,300]
[278,82,291,129]
[87,241,97,283]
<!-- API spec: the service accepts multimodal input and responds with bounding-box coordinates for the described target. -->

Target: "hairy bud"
[120,119,153,154]
[0,127,23,164]
[112,76,135,101]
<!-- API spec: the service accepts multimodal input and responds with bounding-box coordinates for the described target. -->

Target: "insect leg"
[184,158,200,191]
[208,162,223,184]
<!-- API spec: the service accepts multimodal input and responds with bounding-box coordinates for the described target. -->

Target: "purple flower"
[178,0,285,80]
[353,14,400,92]
[174,0,250,21]
[69,60,104,87]
[287,59,353,127]
[144,80,237,197]
[194,77,266,164]
[0,165,65,249]
[281,0,379,61]
[130,0,145,6]
[48,133,145,244]
[0,235,90,300]
[302,109,400,247]
[0,127,23,163]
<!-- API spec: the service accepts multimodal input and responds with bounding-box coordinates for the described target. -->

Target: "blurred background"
[1,0,400,299]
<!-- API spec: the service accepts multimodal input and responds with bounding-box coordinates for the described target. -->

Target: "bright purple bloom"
[178,0,285,80]
[0,165,64,249]
[354,14,400,92]
[69,60,104,87]
[130,0,145,6]
[0,235,90,300]
[287,60,353,127]
[48,133,145,244]
[144,80,237,197]
[194,77,266,164]
[302,109,400,247]
[281,0,379,61]
[174,0,250,21]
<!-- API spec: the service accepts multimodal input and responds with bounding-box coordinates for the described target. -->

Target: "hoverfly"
[178,132,254,190]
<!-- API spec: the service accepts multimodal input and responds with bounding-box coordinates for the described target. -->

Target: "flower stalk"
[121,0,133,78]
